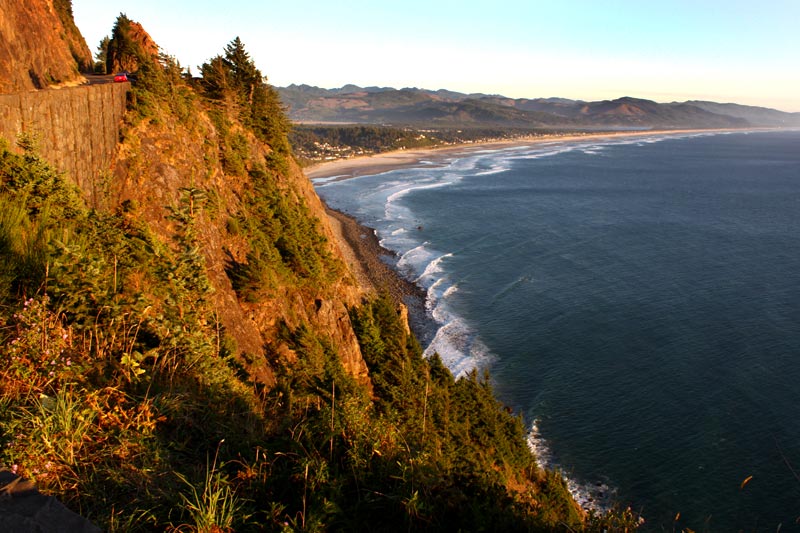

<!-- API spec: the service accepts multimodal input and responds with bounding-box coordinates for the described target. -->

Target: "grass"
[33,388,96,467]
[173,445,245,532]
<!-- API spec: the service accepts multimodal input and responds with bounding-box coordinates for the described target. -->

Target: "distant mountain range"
[277,84,800,130]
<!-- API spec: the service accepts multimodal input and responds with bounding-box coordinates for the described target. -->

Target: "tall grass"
[33,388,95,467]
[0,195,51,297]
[174,446,245,533]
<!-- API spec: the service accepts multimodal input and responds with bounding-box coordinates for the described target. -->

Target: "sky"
[73,0,800,112]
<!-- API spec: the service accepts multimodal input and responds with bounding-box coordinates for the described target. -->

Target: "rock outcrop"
[98,17,370,386]
[0,0,92,93]
[0,0,370,390]
[106,17,160,74]
[111,114,369,388]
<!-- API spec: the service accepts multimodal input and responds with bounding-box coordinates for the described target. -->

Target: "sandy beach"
[305,128,743,181]
[325,205,429,328]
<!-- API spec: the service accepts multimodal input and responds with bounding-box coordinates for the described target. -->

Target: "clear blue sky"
[73,0,800,111]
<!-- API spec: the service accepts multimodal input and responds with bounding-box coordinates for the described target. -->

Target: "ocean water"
[313,130,800,531]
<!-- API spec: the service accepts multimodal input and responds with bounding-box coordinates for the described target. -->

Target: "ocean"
[313,130,800,531]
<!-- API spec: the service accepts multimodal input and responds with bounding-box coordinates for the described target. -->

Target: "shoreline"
[325,205,429,333]
[305,127,751,181]
[316,127,760,351]
[313,126,797,523]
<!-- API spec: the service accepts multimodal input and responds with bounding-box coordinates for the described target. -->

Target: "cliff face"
[52,0,94,72]
[0,0,92,93]
[0,8,369,387]
[0,11,606,531]
[111,109,369,387]
[96,17,371,387]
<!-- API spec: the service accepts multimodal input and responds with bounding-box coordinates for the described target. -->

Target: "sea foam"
[311,174,348,185]
[527,420,616,514]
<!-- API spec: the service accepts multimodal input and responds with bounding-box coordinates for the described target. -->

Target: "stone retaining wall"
[0,82,129,203]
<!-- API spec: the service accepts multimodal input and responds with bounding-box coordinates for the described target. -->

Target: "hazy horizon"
[74,0,800,113]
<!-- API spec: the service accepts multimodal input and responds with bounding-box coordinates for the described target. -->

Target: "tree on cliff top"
[106,14,159,74]
[94,36,109,74]
[200,37,290,153]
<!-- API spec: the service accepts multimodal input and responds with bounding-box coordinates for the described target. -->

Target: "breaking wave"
[528,420,616,513]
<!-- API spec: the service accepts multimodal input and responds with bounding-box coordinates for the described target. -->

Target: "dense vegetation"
[200,38,291,155]
[0,16,639,532]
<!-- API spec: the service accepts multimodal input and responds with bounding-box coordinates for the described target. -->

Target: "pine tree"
[224,37,261,98]
[95,36,110,74]
[200,38,291,151]
[199,56,233,100]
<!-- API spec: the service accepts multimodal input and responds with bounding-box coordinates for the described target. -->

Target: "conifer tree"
[200,38,290,151]
[224,37,261,98]
[95,36,110,73]
[199,56,233,100]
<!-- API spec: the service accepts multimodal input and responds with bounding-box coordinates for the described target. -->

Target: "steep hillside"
[101,18,369,387]
[106,16,160,74]
[0,0,91,92]
[52,0,94,72]
[0,14,643,531]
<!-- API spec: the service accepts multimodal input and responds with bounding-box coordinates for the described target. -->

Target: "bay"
[314,130,800,531]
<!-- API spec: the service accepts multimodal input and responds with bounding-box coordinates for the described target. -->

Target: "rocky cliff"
[0,10,369,387]
[111,109,369,386]
[106,17,160,74]
[0,0,92,93]
[101,18,370,387]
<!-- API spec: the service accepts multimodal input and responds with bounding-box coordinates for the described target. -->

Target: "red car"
[113,72,128,83]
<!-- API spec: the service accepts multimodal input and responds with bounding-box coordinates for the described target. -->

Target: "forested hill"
[0,5,641,531]
[279,84,800,129]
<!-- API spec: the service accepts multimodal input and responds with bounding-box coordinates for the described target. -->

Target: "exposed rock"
[0,0,91,93]
[0,3,377,393]
[398,303,411,336]
[52,0,93,72]
[110,95,370,389]
[107,17,160,74]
